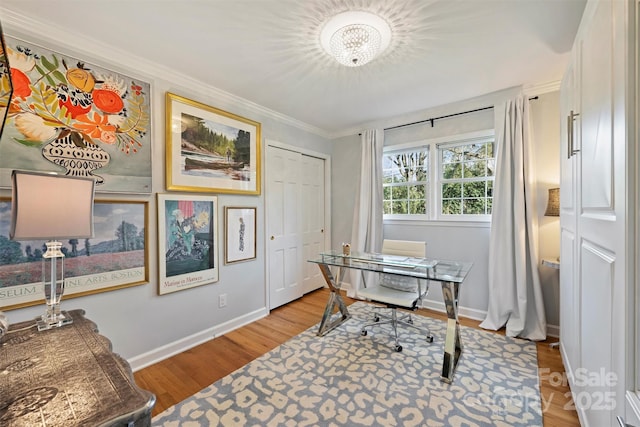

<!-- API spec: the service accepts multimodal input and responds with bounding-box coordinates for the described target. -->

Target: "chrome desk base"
[316,264,351,336]
[441,281,462,384]
[314,265,464,383]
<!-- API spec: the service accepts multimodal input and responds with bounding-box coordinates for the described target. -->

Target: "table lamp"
[544,187,560,217]
[10,170,95,331]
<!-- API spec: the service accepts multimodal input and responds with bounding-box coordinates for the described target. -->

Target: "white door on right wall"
[560,1,633,425]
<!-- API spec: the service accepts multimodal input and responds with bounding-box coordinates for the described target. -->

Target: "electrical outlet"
[219,294,227,308]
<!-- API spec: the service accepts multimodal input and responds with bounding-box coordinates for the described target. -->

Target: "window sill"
[384,218,491,228]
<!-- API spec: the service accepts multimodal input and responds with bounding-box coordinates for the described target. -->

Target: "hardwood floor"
[134,288,580,425]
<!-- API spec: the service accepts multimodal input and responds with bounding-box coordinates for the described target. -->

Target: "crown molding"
[523,80,561,96]
[0,8,332,140]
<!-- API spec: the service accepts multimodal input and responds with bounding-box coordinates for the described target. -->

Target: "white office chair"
[358,239,433,352]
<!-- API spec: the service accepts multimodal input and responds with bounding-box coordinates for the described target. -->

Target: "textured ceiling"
[1,0,586,137]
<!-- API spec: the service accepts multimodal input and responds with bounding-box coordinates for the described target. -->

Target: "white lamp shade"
[10,170,95,240]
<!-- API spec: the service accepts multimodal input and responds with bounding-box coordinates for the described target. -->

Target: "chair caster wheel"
[374,316,380,322]
[426,335,434,343]
[394,345,403,352]
[361,329,368,336]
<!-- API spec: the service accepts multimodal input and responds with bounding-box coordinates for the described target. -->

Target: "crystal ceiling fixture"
[320,11,392,67]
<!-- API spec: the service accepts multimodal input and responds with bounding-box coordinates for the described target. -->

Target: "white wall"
[530,91,561,331]
[0,11,332,368]
[332,87,562,332]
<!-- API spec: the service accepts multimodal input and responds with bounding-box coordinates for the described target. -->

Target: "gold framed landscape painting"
[157,193,219,295]
[0,199,149,310]
[165,92,261,195]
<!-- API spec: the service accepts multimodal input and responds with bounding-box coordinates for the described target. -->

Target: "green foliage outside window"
[383,150,428,215]
[441,141,494,215]
[383,137,494,218]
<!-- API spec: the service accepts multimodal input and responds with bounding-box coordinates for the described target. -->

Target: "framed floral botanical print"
[157,194,219,295]
[0,36,152,193]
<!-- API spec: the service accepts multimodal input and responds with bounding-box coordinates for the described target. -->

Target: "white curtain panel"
[348,129,384,298]
[480,96,547,340]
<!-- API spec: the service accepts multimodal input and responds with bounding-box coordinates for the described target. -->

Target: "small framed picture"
[157,194,219,295]
[224,207,256,264]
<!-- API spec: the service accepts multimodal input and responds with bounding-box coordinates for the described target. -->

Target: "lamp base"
[36,310,73,331]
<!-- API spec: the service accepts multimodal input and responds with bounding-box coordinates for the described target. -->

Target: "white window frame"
[383,129,494,222]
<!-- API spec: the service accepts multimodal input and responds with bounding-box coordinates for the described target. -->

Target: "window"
[440,140,494,216]
[382,148,429,215]
[383,131,495,221]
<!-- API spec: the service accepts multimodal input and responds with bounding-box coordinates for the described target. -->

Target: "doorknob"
[270,236,274,240]
[321,229,324,233]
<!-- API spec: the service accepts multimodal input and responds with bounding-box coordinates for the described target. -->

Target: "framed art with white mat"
[224,206,256,264]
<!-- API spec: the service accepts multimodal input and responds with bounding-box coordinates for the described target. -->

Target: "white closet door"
[266,146,303,309]
[560,1,630,424]
[301,154,326,294]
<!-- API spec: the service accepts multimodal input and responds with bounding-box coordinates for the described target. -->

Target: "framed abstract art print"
[157,194,219,295]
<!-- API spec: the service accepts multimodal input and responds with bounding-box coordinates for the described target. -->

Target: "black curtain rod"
[384,105,493,131]
[359,96,539,135]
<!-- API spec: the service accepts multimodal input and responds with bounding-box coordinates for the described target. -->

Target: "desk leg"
[316,264,351,336]
[441,281,462,383]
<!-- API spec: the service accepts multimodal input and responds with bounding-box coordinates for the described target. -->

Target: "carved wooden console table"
[0,309,155,426]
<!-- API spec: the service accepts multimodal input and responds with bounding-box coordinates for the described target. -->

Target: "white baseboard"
[130,286,560,371]
[128,307,269,372]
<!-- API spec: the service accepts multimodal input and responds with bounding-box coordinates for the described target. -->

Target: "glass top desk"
[308,250,473,383]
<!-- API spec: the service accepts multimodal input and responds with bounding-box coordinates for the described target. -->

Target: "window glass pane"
[442,147,463,163]
[442,182,461,198]
[463,181,486,198]
[392,186,408,199]
[464,143,485,160]
[463,198,486,214]
[383,169,394,183]
[463,160,486,178]
[487,159,495,177]
[383,186,391,199]
[392,200,407,214]
[486,198,493,214]
[442,199,461,215]
[442,162,462,179]
[409,184,426,200]
[487,142,494,157]
[383,200,392,215]
[487,180,494,197]
[409,200,426,214]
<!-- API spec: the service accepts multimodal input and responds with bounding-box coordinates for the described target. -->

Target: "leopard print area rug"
[153,302,542,427]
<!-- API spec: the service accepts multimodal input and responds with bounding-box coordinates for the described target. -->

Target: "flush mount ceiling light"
[320,11,392,67]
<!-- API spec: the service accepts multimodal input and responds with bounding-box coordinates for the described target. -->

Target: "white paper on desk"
[380,255,409,263]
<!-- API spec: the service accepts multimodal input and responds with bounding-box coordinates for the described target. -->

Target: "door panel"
[580,0,613,212]
[267,146,303,309]
[301,155,325,294]
[267,145,328,309]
